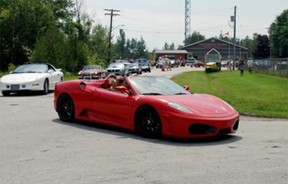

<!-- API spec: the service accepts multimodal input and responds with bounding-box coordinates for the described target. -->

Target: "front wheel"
[42,79,49,94]
[57,94,75,122]
[135,106,162,138]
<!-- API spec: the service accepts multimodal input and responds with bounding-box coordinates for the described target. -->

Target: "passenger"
[117,76,125,87]
[103,73,117,90]
[103,73,128,91]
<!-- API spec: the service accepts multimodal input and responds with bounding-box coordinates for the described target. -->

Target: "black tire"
[135,106,162,138]
[42,79,49,94]
[57,94,75,122]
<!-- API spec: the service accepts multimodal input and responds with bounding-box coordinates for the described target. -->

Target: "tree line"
[0,0,287,72]
[0,0,149,72]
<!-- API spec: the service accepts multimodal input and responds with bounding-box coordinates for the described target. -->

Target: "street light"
[112,24,124,32]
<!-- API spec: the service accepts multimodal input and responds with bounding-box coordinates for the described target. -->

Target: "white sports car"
[0,63,63,96]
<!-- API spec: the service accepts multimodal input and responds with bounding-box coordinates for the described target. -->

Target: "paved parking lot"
[0,66,287,184]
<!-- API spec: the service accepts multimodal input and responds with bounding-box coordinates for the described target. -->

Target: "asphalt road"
[0,66,287,184]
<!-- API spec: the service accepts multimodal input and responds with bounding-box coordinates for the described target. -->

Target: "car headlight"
[168,102,193,113]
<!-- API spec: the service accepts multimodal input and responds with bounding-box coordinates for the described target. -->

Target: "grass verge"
[172,70,288,119]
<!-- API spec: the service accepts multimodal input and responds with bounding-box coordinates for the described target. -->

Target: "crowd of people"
[158,56,172,71]
[227,59,254,75]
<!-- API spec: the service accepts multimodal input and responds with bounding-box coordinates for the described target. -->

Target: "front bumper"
[159,110,240,139]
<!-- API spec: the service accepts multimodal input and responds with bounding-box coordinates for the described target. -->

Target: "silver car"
[106,63,130,76]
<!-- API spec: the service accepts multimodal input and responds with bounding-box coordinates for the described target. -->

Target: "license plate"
[11,84,20,90]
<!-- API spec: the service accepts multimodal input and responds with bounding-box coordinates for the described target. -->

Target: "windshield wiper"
[142,92,163,95]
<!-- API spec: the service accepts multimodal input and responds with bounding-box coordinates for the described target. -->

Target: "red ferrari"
[54,75,239,139]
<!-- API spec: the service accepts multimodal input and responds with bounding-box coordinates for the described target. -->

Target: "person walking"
[239,59,245,76]
[247,59,253,74]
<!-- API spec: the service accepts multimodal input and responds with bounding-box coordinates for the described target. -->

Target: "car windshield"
[130,63,138,67]
[129,76,190,95]
[108,63,124,68]
[83,65,101,70]
[138,61,148,66]
[12,64,48,73]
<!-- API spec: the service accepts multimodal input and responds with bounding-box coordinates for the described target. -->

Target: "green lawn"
[172,70,288,118]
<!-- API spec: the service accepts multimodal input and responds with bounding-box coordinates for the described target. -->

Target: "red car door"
[91,88,136,129]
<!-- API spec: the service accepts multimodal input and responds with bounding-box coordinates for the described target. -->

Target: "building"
[181,37,249,61]
[154,50,188,61]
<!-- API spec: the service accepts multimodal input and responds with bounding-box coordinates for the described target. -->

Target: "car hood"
[153,94,237,117]
[206,62,216,66]
[130,66,139,69]
[0,73,47,83]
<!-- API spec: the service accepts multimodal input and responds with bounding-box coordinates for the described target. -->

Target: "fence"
[252,58,288,78]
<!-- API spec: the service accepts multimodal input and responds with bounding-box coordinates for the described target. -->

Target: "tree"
[162,42,175,50]
[270,9,288,58]
[163,43,169,50]
[88,24,109,66]
[116,29,126,59]
[0,0,75,71]
[184,31,205,45]
[241,35,257,58]
[31,25,68,69]
[252,34,270,59]
[136,37,148,58]
[115,31,148,60]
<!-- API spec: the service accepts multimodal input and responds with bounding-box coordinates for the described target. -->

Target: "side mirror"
[183,85,189,91]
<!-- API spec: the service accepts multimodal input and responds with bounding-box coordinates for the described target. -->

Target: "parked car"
[106,63,129,76]
[221,60,229,67]
[54,75,239,139]
[166,56,180,68]
[78,65,106,80]
[192,60,205,68]
[186,58,196,66]
[128,63,142,74]
[0,63,63,96]
[111,59,129,64]
[155,60,164,69]
[138,60,151,72]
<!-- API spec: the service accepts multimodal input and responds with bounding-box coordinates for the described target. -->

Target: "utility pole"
[104,9,120,63]
[231,6,237,70]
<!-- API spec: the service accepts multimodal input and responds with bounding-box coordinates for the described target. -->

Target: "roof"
[154,50,188,54]
[181,37,248,50]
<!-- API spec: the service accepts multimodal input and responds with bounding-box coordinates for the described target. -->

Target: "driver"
[104,73,125,90]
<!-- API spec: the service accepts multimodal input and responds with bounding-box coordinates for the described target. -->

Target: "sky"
[82,0,287,51]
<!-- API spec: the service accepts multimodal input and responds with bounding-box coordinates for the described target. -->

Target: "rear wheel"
[135,106,162,138]
[57,94,75,122]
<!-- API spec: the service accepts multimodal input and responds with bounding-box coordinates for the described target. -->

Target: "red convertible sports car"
[54,75,239,139]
